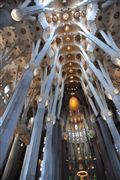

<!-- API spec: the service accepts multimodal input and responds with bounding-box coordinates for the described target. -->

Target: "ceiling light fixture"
[67,46,71,51]
[70,76,73,79]
[64,25,70,32]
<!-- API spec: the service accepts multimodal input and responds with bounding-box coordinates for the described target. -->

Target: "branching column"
[0,69,33,173]
[20,64,57,180]
[96,116,120,179]
[79,46,120,112]
[80,63,120,152]
[0,29,55,173]
[77,22,120,67]
[41,76,61,180]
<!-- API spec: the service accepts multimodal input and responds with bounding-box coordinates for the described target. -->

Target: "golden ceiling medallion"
[74,11,80,19]
[69,69,73,73]
[65,36,70,42]
[63,12,69,20]
[52,15,58,22]
[69,96,79,111]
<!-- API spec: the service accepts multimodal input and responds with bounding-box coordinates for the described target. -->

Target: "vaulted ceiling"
[0,0,120,115]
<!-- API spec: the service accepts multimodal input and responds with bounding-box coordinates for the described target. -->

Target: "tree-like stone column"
[0,29,55,173]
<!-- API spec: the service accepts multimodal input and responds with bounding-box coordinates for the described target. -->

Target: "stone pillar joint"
[46,114,56,124]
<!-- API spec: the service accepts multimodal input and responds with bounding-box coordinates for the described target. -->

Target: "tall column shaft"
[94,120,117,180]
[41,122,54,180]
[97,116,120,179]
[41,84,59,180]
[20,103,45,180]
[61,140,69,180]
[0,69,33,173]
[20,63,56,179]
[1,134,26,180]
[92,138,106,180]
[51,121,58,180]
